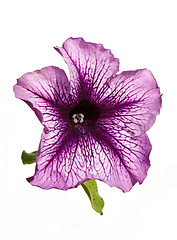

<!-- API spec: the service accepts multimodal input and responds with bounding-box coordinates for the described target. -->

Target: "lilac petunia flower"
[13,38,162,192]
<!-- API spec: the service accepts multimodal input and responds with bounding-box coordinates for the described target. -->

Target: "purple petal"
[93,121,151,191]
[27,128,88,190]
[98,69,162,136]
[27,123,151,192]
[54,37,119,100]
[13,66,70,131]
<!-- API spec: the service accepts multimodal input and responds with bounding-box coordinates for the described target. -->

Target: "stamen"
[72,113,84,124]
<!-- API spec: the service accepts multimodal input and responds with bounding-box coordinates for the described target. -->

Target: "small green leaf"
[21,150,37,164]
[81,179,104,215]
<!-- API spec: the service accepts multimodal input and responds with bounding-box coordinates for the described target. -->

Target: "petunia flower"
[13,37,162,192]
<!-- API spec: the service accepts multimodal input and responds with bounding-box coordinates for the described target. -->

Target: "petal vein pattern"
[28,124,151,192]
[28,129,87,190]
[98,69,162,136]
[54,37,119,101]
[13,66,71,131]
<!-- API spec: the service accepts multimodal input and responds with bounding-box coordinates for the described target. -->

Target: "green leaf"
[81,179,104,215]
[21,150,37,164]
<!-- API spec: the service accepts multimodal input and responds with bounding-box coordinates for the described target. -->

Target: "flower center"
[69,100,100,125]
[72,113,84,124]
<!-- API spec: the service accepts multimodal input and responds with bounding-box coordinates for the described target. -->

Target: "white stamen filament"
[80,118,84,123]
[73,118,78,124]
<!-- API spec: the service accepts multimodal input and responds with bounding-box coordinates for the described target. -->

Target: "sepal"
[21,151,37,164]
[81,179,104,215]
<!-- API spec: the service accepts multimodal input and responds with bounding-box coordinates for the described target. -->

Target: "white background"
[0,0,177,239]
